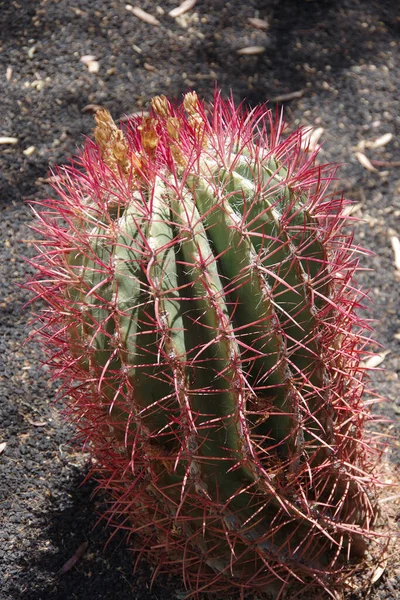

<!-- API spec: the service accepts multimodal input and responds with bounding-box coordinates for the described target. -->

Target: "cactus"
[28,91,383,598]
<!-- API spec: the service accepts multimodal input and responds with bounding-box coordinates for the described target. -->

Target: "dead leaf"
[0,137,18,144]
[355,139,366,152]
[120,110,150,122]
[80,55,100,73]
[237,46,265,55]
[361,351,390,369]
[80,54,97,64]
[391,236,400,271]
[248,17,269,30]
[301,127,324,152]
[23,145,36,157]
[169,0,197,18]
[370,562,387,585]
[36,175,61,185]
[58,541,89,575]
[87,61,100,73]
[354,151,377,172]
[342,202,363,217]
[26,417,47,427]
[82,104,104,113]
[366,133,393,149]
[126,5,160,26]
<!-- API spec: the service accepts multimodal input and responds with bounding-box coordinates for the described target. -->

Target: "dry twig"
[58,541,89,575]
[271,90,304,102]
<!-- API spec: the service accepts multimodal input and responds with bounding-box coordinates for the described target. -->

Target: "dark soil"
[1,1,399,599]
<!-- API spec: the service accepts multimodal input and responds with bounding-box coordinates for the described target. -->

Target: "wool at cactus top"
[27,91,386,599]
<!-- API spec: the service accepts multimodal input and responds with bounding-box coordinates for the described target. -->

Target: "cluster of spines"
[27,92,382,599]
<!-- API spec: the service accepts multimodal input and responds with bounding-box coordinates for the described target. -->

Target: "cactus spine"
[28,91,383,598]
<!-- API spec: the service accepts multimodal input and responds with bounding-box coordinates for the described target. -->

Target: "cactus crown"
[28,91,383,599]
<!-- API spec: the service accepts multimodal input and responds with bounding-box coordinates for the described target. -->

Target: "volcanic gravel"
[1,1,399,599]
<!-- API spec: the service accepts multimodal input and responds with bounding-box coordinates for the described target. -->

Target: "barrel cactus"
[28,91,383,598]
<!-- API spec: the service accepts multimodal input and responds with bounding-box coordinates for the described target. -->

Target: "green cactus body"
[28,92,383,598]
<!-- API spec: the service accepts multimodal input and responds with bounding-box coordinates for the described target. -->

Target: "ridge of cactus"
[26,90,388,599]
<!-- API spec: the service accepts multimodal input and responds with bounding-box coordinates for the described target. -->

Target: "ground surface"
[1,1,400,599]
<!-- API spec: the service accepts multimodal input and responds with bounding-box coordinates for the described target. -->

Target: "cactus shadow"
[9,470,176,600]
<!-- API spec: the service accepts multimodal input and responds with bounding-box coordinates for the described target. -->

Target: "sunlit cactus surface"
[28,91,382,599]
